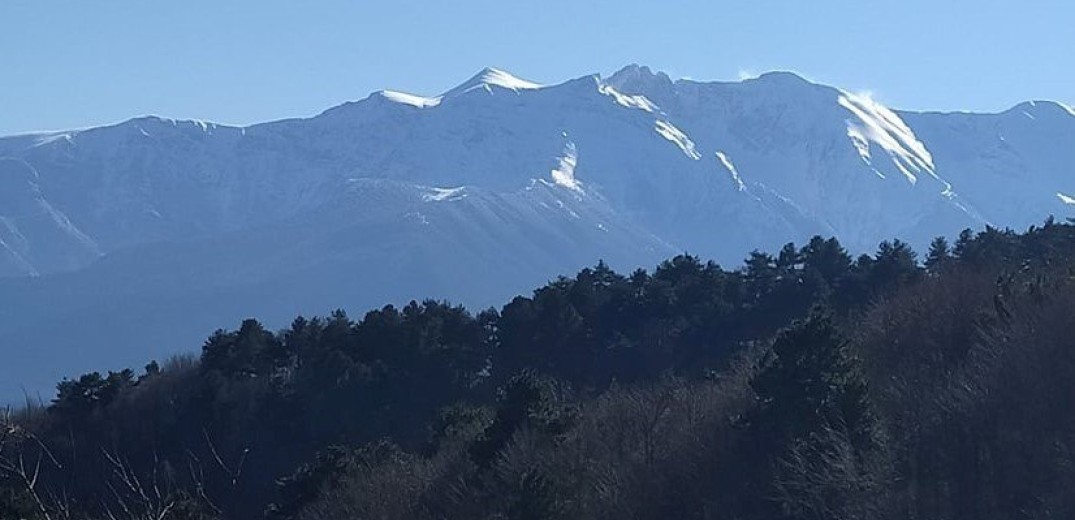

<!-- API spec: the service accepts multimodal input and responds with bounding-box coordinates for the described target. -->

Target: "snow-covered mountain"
[2,65,1074,399]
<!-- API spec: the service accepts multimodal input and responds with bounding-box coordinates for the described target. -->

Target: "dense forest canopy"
[4,220,1075,520]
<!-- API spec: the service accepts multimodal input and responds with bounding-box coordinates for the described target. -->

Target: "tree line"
[3,219,1075,519]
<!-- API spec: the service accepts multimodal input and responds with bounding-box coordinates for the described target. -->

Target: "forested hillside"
[4,220,1075,520]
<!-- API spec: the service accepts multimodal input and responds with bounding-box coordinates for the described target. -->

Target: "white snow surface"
[550,142,583,192]
[654,121,701,160]
[379,90,442,108]
[837,92,936,185]
[599,84,658,113]
[2,64,1075,401]
[423,186,467,202]
[715,152,746,192]
[441,67,543,98]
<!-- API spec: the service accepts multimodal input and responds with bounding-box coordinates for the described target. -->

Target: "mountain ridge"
[7,66,1073,141]
[2,64,1073,400]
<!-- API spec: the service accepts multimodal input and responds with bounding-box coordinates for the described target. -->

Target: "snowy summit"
[1,64,1074,399]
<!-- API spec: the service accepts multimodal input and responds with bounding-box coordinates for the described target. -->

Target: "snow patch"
[554,199,580,219]
[550,142,583,192]
[0,233,38,277]
[38,199,102,255]
[32,133,73,147]
[423,186,467,202]
[443,68,543,98]
[655,121,701,160]
[598,84,658,112]
[476,68,542,90]
[847,129,872,165]
[379,90,442,108]
[404,211,430,225]
[838,92,936,185]
[715,152,746,191]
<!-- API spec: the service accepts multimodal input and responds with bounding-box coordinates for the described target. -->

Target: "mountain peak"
[4,63,1075,403]
[606,64,674,91]
[603,64,676,109]
[1005,100,1075,119]
[441,67,543,98]
[608,64,672,83]
[749,70,818,87]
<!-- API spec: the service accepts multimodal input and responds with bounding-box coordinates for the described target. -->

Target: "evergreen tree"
[776,242,801,271]
[744,250,779,299]
[800,236,852,284]
[925,236,952,275]
[953,228,975,258]
[470,371,576,469]
[201,318,285,377]
[750,310,875,449]
[868,240,920,294]
[747,310,880,520]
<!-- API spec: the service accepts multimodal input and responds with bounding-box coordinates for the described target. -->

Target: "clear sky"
[1,0,1071,135]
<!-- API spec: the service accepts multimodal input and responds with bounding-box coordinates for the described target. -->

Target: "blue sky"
[1,0,1071,135]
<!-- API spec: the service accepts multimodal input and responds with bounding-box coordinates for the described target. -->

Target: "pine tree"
[201,319,286,377]
[747,310,882,520]
[750,310,876,448]
[470,371,576,469]
[869,240,920,294]
[925,236,952,275]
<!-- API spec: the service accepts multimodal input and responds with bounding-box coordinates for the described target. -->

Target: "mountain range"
[2,64,1073,400]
